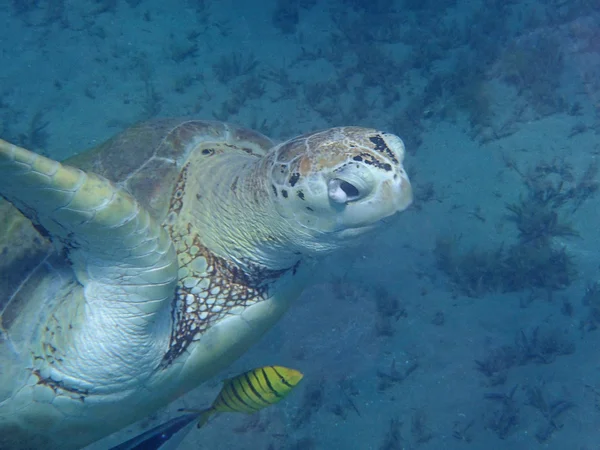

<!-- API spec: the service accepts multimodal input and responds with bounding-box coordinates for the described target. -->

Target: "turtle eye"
[328,178,361,204]
[339,181,359,199]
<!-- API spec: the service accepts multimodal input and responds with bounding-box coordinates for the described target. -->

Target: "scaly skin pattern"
[0,120,412,449]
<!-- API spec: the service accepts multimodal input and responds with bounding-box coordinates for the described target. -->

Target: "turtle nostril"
[339,181,359,199]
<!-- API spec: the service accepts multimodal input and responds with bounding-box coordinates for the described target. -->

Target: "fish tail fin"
[196,409,213,428]
[177,408,203,414]
[177,407,213,428]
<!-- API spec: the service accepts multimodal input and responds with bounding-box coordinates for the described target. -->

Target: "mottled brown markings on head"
[298,156,312,175]
[277,138,306,162]
[313,145,350,169]
[289,172,300,187]
[271,163,289,186]
[358,152,392,172]
[368,135,399,164]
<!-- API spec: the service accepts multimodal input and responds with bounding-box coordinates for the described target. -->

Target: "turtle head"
[267,127,412,251]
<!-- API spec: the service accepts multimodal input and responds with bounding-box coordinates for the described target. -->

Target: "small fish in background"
[109,366,303,450]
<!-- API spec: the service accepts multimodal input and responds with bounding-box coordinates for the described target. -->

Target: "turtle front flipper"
[0,138,177,329]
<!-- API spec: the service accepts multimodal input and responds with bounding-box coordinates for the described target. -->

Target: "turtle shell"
[0,118,273,363]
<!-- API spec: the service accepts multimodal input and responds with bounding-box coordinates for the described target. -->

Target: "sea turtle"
[0,118,412,449]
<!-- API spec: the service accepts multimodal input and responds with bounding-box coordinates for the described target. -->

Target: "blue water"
[1,0,600,449]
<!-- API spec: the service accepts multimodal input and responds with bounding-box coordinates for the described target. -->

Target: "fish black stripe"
[244,373,271,406]
[229,380,260,411]
[250,370,271,400]
[261,368,283,398]
[222,384,246,412]
[217,390,237,412]
[235,377,263,410]
[271,366,294,388]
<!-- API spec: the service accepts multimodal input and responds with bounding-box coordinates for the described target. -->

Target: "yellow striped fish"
[109,366,303,450]
[186,365,303,428]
